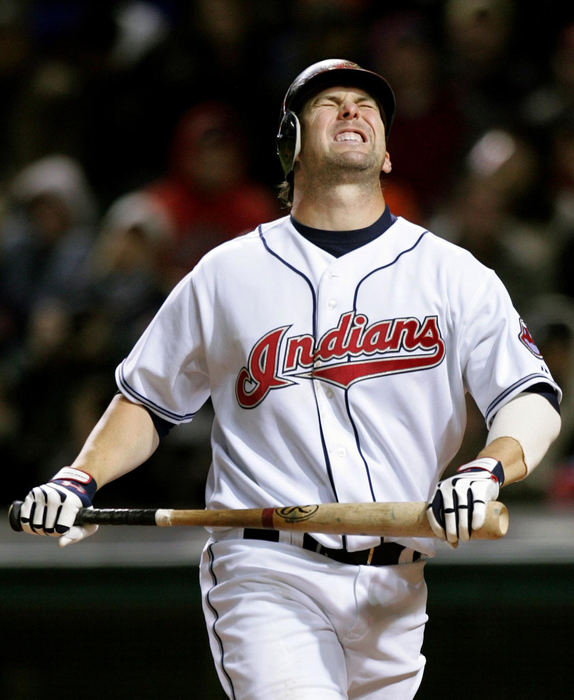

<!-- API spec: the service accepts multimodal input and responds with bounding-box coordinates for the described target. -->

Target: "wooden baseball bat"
[8,500,509,539]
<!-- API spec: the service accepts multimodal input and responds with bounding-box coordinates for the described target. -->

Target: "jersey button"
[328,298,337,309]
[325,388,334,399]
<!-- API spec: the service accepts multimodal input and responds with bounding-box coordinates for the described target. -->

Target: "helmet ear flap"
[276,110,301,176]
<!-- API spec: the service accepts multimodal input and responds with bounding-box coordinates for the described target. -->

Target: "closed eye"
[315,97,340,108]
[312,95,378,111]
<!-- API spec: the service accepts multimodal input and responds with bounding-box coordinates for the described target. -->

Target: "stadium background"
[1,1,573,697]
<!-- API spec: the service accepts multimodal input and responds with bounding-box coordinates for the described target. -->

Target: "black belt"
[243,529,421,566]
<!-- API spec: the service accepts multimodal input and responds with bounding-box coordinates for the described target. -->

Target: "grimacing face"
[296,86,391,181]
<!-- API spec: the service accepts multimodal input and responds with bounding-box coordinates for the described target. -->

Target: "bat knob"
[8,501,24,532]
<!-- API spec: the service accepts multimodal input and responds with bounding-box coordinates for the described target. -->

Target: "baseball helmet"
[276,59,396,176]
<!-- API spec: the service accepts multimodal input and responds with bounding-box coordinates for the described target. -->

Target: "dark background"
[1,2,574,698]
[1,561,572,699]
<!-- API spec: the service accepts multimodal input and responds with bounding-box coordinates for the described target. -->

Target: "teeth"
[335,132,362,142]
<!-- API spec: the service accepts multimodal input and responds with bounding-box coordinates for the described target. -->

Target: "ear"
[382,151,392,174]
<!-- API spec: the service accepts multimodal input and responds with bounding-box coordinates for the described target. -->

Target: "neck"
[291,180,386,230]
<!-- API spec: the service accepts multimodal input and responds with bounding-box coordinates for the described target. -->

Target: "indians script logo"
[236,312,445,408]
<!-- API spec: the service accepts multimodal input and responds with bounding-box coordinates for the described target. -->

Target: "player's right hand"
[19,467,99,548]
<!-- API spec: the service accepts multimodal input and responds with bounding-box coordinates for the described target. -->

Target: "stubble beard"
[314,150,382,189]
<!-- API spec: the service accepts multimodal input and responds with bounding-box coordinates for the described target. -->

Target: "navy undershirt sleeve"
[146,408,175,438]
[115,391,175,439]
[523,382,560,414]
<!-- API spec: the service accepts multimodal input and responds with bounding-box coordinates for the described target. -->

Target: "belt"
[243,529,421,566]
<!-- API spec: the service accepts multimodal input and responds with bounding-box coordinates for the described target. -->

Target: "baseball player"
[17,60,562,699]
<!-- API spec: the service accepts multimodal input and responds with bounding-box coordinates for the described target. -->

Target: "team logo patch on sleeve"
[518,318,543,358]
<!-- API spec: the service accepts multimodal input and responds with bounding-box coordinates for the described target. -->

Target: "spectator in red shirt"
[146,100,280,286]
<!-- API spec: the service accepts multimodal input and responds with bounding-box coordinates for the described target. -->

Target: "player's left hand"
[427,457,505,546]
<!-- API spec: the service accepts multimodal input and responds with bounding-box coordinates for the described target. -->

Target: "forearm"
[429,393,561,543]
[70,394,160,490]
[478,392,561,486]
[477,436,526,485]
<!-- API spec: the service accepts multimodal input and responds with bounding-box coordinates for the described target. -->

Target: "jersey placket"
[313,265,382,550]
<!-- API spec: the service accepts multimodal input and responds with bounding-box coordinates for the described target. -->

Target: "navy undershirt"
[290,206,396,257]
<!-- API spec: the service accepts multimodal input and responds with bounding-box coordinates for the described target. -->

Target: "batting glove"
[427,457,505,546]
[19,467,99,548]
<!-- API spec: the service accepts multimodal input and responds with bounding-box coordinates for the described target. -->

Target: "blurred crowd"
[1,0,574,508]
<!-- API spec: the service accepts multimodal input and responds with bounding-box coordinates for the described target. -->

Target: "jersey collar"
[290,206,396,258]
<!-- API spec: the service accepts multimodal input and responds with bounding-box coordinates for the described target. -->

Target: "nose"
[339,100,360,119]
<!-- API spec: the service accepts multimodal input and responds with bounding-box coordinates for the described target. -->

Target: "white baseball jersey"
[116,214,560,556]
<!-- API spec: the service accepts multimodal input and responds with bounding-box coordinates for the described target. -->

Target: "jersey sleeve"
[458,268,561,428]
[115,271,211,424]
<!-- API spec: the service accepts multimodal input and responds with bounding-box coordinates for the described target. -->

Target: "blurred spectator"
[522,22,574,134]
[368,10,469,220]
[0,154,98,482]
[288,0,367,64]
[0,154,97,354]
[145,100,280,286]
[50,190,177,502]
[0,2,33,182]
[430,125,555,310]
[546,114,574,239]
[443,0,540,137]
[543,115,574,303]
[465,127,541,214]
[521,294,574,501]
[77,190,170,366]
[192,0,254,87]
[382,179,423,225]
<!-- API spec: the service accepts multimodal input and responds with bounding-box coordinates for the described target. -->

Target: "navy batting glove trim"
[491,460,505,485]
[51,472,98,507]
[456,460,505,485]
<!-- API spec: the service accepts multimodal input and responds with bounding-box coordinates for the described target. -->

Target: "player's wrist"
[51,467,98,506]
[456,457,505,485]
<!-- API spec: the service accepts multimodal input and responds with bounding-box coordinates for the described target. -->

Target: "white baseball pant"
[200,536,428,699]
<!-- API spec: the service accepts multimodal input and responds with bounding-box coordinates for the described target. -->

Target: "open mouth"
[334,129,366,143]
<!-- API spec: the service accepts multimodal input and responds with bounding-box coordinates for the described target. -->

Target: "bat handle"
[8,500,92,531]
[8,501,159,531]
[8,501,24,532]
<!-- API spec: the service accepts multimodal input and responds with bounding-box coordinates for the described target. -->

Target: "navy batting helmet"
[276,59,396,176]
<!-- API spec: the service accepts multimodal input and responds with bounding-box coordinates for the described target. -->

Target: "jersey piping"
[258,224,340,503]
[206,544,236,700]
[347,227,431,507]
[485,372,557,426]
[352,228,429,310]
[116,362,198,423]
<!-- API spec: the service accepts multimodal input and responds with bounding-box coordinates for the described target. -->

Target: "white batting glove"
[427,458,505,546]
[19,467,99,548]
